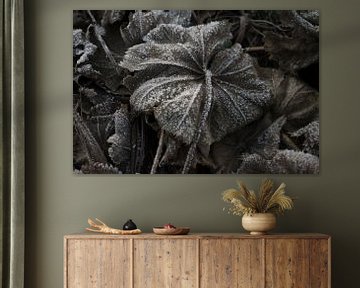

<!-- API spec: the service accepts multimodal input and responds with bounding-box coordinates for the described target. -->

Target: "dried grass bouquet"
[222,179,294,216]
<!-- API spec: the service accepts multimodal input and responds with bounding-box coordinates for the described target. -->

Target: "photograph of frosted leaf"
[73,10,319,174]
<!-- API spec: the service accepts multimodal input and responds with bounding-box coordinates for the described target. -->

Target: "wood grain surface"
[200,239,264,288]
[265,239,310,288]
[65,233,330,240]
[64,234,330,288]
[133,239,197,288]
[309,239,330,288]
[65,239,131,288]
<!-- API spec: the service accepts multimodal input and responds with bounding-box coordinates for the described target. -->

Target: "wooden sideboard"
[64,233,330,288]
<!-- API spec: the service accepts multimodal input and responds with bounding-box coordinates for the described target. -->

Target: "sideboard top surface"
[64,232,330,240]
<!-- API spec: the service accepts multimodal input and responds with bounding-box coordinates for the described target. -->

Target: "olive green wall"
[24,0,360,287]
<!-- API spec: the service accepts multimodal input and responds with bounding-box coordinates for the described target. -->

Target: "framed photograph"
[73,10,320,174]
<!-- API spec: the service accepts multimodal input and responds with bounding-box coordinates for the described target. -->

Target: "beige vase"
[242,213,276,235]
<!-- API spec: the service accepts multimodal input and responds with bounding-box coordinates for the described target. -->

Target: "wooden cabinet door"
[66,239,131,288]
[133,239,198,288]
[266,239,310,288]
[200,239,264,288]
[265,239,329,288]
[309,239,330,288]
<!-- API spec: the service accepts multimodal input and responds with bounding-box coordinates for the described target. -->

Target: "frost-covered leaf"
[78,85,126,112]
[238,150,319,174]
[264,10,319,72]
[80,162,121,174]
[73,112,107,164]
[74,85,124,148]
[74,11,127,92]
[120,10,192,46]
[193,10,248,44]
[79,87,97,102]
[160,136,183,165]
[121,22,271,172]
[85,25,125,91]
[107,105,131,169]
[250,116,287,159]
[76,63,101,79]
[73,129,89,167]
[73,29,98,66]
[266,69,318,128]
[75,10,192,93]
[291,120,319,156]
[121,22,270,146]
[210,114,273,173]
[236,114,319,174]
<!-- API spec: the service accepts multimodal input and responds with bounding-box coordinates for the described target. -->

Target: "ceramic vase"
[242,213,276,235]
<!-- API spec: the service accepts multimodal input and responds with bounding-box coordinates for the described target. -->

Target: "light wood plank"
[310,239,330,288]
[65,233,330,240]
[67,239,131,288]
[133,239,197,288]
[265,239,310,288]
[200,239,264,288]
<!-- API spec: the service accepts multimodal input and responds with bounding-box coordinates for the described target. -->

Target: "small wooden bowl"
[153,227,190,235]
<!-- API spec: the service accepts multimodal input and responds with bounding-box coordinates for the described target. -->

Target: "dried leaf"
[258,178,274,212]
[222,188,242,203]
[264,183,294,214]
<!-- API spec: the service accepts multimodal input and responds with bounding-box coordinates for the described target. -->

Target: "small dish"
[153,227,190,235]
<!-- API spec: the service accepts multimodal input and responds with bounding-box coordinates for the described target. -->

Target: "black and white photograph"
[73,10,320,174]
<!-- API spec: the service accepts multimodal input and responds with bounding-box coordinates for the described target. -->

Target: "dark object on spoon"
[123,219,137,230]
